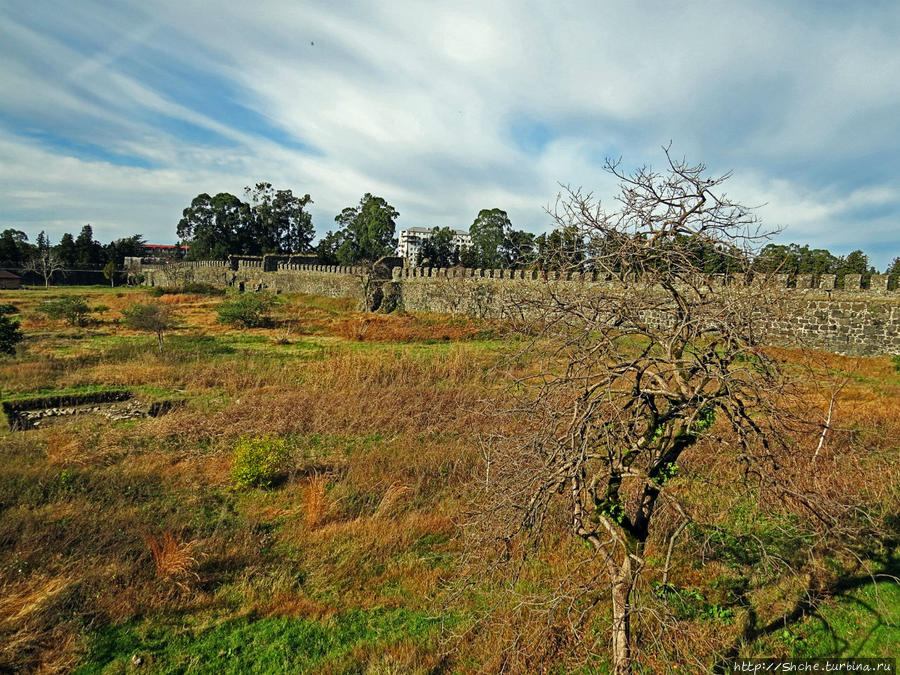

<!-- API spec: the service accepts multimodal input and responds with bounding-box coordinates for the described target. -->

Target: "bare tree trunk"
[812,390,836,463]
[611,558,634,675]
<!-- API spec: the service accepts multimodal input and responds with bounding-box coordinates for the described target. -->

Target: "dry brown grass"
[45,429,84,465]
[331,311,491,343]
[258,594,335,620]
[305,475,328,529]
[155,293,196,305]
[0,574,72,630]
[81,362,180,388]
[0,359,60,392]
[1,288,897,672]
[331,639,445,675]
[147,347,499,446]
[375,483,412,518]
[144,531,200,584]
[0,574,82,674]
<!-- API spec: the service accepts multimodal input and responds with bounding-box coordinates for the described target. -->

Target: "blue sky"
[1,0,898,268]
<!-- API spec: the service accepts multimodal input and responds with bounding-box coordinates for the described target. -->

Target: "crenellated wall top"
[138,260,899,297]
[391,267,898,295]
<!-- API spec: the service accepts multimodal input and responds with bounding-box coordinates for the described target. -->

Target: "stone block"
[843,274,862,291]
[795,274,813,289]
[870,274,889,292]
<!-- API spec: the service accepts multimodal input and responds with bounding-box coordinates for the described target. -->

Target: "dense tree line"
[1,224,146,285]
[177,187,400,267]
[171,184,900,279]
[1,225,145,270]
[751,243,898,284]
[6,181,899,286]
[177,183,314,260]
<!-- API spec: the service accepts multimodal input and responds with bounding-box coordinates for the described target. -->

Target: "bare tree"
[23,248,64,288]
[477,149,806,674]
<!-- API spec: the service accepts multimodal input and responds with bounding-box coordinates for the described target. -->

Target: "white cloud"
[1,0,899,268]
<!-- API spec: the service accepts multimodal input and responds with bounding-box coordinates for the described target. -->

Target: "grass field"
[0,286,897,673]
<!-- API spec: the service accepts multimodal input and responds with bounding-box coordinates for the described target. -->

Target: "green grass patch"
[76,608,447,674]
[1,383,179,404]
[1,383,128,404]
[22,286,144,295]
[778,578,900,658]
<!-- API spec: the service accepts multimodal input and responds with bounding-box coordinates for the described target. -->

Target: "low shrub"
[37,296,92,326]
[216,293,276,329]
[121,302,176,350]
[0,303,19,315]
[231,435,292,488]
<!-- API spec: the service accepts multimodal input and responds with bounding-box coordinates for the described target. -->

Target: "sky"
[1,0,899,269]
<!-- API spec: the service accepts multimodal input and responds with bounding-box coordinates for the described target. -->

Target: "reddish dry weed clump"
[143,531,200,585]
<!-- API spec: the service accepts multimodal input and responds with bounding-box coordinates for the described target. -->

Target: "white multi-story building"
[397,227,472,266]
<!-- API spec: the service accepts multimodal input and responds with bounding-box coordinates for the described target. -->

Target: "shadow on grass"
[713,531,900,670]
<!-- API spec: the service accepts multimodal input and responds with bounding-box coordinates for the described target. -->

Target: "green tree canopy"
[886,257,900,289]
[54,233,77,267]
[500,228,535,268]
[837,249,871,275]
[465,208,509,268]
[104,235,146,267]
[122,302,176,350]
[38,296,92,326]
[329,193,398,265]
[178,192,250,260]
[178,184,314,259]
[73,225,104,268]
[0,229,34,267]
[532,225,587,270]
[460,209,535,269]
[314,229,346,266]
[752,243,840,275]
[419,227,460,268]
[244,183,314,254]
[0,314,23,356]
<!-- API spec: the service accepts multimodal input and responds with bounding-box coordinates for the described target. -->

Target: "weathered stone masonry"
[141,261,900,356]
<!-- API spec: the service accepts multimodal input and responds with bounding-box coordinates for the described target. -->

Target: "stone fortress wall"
[140,258,900,356]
